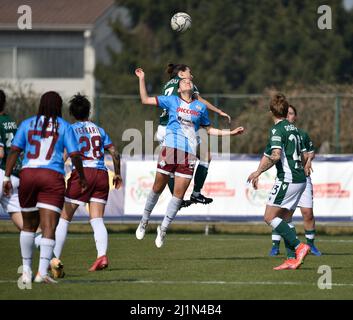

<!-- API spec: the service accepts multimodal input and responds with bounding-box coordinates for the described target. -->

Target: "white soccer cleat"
[136,220,148,240]
[34,273,58,284]
[155,226,166,248]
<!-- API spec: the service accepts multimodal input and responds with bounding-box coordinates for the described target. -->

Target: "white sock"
[142,191,161,222]
[90,218,108,258]
[20,231,35,273]
[53,218,70,259]
[38,238,55,277]
[161,196,183,232]
[34,233,42,249]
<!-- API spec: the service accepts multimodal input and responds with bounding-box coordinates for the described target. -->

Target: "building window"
[0,47,84,78]
[0,49,13,78]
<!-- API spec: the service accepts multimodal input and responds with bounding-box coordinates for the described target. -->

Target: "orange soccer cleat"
[273,258,299,270]
[295,243,311,265]
[88,255,109,272]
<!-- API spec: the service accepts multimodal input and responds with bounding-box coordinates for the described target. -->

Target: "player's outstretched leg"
[269,217,310,270]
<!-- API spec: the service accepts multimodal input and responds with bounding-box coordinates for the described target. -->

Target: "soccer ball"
[170,12,192,32]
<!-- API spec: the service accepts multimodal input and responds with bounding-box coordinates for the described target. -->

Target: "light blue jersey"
[156,95,210,155]
[71,121,113,171]
[12,116,79,175]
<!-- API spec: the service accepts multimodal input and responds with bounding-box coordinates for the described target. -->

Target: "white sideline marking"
[1,279,353,287]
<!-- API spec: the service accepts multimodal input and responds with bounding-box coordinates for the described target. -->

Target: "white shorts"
[156,125,167,145]
[267,179,306,211]
[0,169,21,213]
[297,177,313,208]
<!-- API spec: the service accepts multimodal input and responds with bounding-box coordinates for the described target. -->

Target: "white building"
[0,0,124,100]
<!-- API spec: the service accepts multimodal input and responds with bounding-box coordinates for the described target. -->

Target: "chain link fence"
[4,89,352,155]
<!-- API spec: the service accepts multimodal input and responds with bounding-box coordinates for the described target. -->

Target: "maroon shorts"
[65,168,109,205]
[19,168,65,213]
[157,147,197,179]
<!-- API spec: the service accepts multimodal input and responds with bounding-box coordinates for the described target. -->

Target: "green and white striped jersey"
[264,119,306,183]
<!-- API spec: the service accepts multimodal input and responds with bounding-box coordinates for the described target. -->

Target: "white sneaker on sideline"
[155,226,166,248]
[34,273,58,284]
[136,220,148,240]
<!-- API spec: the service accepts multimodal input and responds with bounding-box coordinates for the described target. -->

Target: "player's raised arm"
[196,95,231,123]
[135,68,158,106]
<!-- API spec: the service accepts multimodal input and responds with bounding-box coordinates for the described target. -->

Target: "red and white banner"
[122,159,353,218]
[2,158,351,219]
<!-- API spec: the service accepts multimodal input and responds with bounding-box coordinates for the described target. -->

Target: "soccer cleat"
[136,220,148,240]
[309,244,322,256]
[295,243,311,264]
[50,258,65,279]
[155,226,166,248]
[190,194,213,205]
[34,273,58,284]
[180,200,193,209]
[273,258,299,270]
[88,255,109,272]
[269,247,280,256]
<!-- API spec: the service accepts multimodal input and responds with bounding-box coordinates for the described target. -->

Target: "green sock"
[284,223,297,259]
[305,229,316,246]
[272,219,300,249]
[193,163,209,193]
[167,177,174,195]
[271,230,281,248]
[284,238,296,259]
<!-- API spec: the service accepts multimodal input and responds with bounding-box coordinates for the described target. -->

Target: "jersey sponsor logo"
[176,107,200,116]
[272,129,277,134]
[165,79,179,87]
[284,124,298,132]
[3,122,17,130]
[177,107,199,116]
[158,160,166,168]
[271,136,282,142]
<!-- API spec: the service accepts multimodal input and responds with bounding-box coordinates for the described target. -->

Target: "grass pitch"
[0,231,353,300]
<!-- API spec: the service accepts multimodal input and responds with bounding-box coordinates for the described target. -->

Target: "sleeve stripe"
[264,153,271,158]
[271,146,282,150]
